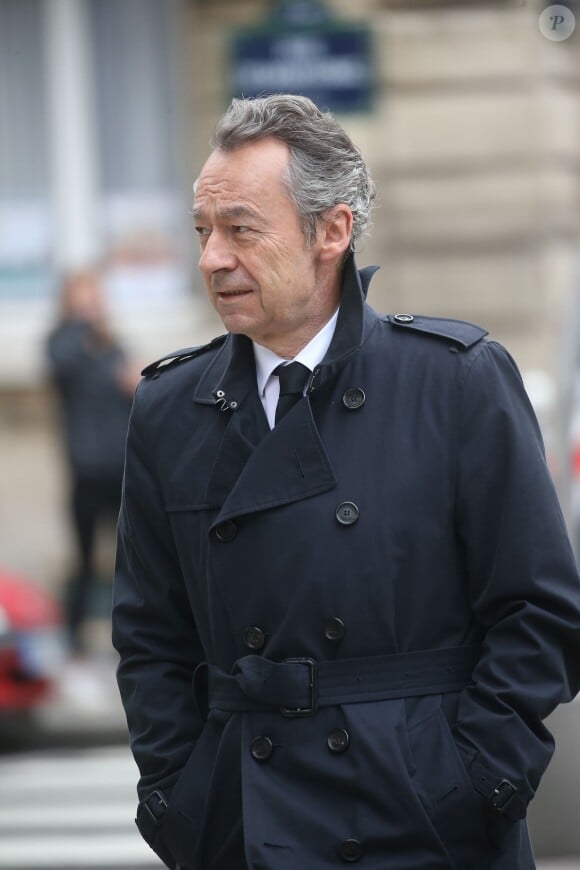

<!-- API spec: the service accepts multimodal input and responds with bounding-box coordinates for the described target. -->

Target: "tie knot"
[275,361,311,397]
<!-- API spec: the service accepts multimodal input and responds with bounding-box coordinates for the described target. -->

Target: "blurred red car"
[0,568,65,714]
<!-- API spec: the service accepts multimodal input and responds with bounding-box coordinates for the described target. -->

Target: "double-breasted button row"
[250,736,273,761]
[252,731,348,762]
[340,838,363,862]
[245,619,344,649]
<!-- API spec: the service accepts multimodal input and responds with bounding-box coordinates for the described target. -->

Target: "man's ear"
[318,205,353,263]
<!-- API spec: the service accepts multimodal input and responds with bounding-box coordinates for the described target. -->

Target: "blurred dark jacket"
[47,319,132,480]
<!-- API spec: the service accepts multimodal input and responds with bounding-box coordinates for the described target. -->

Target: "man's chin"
[218,313,257,339]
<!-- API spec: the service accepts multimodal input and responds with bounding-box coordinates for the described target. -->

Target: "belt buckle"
[142,789,168,825]
[281,657,318,717]
[489,779,517,812]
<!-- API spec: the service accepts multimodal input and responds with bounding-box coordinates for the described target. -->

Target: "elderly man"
[113,95,580,870]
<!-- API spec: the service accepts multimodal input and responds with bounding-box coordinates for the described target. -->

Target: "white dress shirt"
[253,309,339,429]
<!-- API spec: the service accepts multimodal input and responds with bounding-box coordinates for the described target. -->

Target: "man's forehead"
[191,200,265,221]
[196,140,289,189]
[192,172,270,217]
[193,143,291,217]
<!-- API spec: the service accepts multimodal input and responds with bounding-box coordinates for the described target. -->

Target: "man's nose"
[199,231,237,274]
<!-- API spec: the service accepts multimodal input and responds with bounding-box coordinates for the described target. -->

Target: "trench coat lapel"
[211,397,337,526]
[204,394,269,508]
[193,334,270,508]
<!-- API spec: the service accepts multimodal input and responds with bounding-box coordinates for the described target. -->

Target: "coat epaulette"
[386,314,488,349]
[141,334,228,378]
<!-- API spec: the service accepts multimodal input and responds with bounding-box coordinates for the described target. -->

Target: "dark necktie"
[274,362,310,424]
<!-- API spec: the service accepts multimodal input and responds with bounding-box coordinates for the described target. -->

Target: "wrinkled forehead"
[193,139,291,199]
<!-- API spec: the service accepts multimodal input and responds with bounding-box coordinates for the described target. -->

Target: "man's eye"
[195,226,210,237]
[233,225,251,234]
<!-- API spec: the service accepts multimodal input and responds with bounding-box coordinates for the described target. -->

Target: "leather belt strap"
[203,644,480,717]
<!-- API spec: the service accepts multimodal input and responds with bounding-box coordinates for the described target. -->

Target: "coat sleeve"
[453,340,580,824]
[46,321,91,381]
[112,381,205,867]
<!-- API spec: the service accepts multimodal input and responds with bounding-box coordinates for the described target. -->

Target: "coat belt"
[201,645,481,717]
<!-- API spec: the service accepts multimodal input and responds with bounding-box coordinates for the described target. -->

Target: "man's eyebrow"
[192,204,264,222]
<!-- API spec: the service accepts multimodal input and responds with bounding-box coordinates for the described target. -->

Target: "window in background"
[0,0,52,301]
[89,0,191,315]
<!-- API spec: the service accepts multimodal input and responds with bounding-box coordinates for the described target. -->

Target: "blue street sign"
[230,20,373,114]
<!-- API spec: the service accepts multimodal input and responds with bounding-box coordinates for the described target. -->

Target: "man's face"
[193,138,333,352]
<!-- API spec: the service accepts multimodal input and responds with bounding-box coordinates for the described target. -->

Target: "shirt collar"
[253,308,339,398]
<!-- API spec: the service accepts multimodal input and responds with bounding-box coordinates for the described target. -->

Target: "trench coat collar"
[192,253,380,409]
[312,254,379,393]
[322,253,379,366]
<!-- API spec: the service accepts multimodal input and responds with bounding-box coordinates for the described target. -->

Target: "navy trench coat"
[113,256,580,870]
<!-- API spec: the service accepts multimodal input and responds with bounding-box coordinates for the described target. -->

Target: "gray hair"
[210,94,375,251]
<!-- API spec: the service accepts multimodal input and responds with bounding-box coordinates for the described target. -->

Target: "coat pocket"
[162,717,222,870]
[407,696,493,869]
[135,795,177,869]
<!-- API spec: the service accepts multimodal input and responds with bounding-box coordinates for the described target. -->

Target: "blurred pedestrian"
[47,268,138,657]
[113,95,580,870]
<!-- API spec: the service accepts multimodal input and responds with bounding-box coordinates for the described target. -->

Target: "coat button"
[342,388,365,410]
[340,839,363,862]
[215,520,237,542]
[250,736,273,762]
[394,313,414,323]
[244,626,265,650]
[327,728,350,753]
[336,502,359,526]
[324,617,345,642]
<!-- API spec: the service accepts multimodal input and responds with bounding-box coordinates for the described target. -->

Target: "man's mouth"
[216,289,252,298]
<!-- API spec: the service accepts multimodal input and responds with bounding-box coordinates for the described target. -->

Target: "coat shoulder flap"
[385,314,488,349]
[141,334,228,378]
